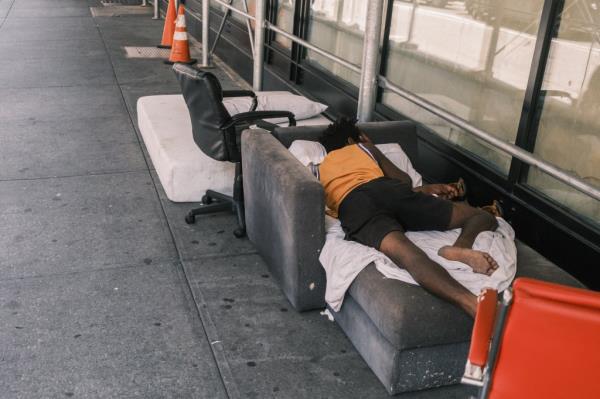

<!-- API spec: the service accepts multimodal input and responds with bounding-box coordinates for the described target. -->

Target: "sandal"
[449,177,467,201]
[481,200,504,218]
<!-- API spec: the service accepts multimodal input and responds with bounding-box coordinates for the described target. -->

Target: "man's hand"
[416,184,459,200]
[358,132,372,144]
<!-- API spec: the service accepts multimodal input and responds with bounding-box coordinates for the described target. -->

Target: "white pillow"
[287,141,422,187]
[223,91,327,122]
[376,143,422,187]
[288,140,327,167]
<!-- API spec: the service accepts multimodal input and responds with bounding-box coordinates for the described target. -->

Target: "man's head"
[319,117,363,153]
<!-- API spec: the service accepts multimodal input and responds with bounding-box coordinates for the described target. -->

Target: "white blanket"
[320,215,517,312]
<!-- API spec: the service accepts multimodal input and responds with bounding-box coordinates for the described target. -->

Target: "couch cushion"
[272,121,419,166]
[347,265,474,351]
[346,240,582,351]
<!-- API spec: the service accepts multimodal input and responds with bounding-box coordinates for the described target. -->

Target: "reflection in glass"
[306,0,367,85]
[209,0,255,51]
[526,0,600,224]
[226,0,255,23]
[382,0,542,174]
[275,0,295,49]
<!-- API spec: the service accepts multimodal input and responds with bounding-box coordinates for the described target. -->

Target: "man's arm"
[361,140,459,199]
[361,142,413,185]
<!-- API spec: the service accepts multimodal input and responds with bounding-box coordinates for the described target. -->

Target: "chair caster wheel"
[233,228,246,238]
[202,194,213,205]
[185,213,196,224]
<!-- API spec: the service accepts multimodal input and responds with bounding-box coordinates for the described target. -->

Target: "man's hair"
[319,117,361,153]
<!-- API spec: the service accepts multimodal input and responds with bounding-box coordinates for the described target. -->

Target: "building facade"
[180,0,600,287]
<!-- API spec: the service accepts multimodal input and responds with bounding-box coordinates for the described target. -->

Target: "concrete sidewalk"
[0,1,473,397]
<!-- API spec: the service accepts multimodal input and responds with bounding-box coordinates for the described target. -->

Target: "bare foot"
[438,246,499,276]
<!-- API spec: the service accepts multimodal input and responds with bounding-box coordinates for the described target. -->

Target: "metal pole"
[202,0,210,66]
[406,0,418,44]
[210,7,230,57]
[142,0,148,6]
[241,0,255,57]
[253,0,266,91]
[357,0,385,122]
[152,0,159,19]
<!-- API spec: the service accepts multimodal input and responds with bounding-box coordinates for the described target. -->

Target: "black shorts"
[337,177,454,250]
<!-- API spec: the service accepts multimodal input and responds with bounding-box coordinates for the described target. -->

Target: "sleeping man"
[313,118,500,317]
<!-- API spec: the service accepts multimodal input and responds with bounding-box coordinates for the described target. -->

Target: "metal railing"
[379,76,600,201]
[266,24,361,74]
[212,0,254,21]
[170,0,600,202]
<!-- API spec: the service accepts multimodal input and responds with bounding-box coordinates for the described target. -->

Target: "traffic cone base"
[164,58,197,65]
[157,44,172,49]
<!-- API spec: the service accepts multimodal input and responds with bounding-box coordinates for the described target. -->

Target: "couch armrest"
[241,129,326,311]
[272,120,419,166]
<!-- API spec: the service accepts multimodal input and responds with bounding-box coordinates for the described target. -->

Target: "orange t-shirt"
[319,144,384,217]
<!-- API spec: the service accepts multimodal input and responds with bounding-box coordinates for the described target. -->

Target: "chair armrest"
[222,89,256,98]
[241,129,326,311]
[462,288,498,386]
[226,111,296,129]
[222,90,257,111]
[255,120,279,131]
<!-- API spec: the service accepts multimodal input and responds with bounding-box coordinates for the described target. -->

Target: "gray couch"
[241,121,583,395]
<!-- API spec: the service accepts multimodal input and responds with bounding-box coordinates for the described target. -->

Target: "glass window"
[305,0,367,85]
[215,1,293,50]
[274,0,295,49]
[382,0,543,174]
[525,0,600,224]
[227,0,255,24]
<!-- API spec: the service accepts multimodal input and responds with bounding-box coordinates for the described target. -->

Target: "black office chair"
[173,63,296,238]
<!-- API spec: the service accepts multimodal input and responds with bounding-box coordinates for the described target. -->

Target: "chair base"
[184,163,246,238]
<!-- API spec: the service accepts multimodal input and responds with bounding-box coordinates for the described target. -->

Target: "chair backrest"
[488,278,600,398]
[173,63,236,162]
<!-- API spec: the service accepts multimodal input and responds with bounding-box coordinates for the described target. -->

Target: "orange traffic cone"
[157,0,177,49]
[164,3,197,65]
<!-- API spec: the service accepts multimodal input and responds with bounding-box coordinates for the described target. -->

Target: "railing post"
[241,0,255,57]
[152,0,159,19]
[253,0,266,91]
[357,0,385,122]
[201,0,210,66]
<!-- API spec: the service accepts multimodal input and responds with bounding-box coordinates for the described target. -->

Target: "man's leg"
[379,230,477,317]
[447,201,498,248]
[438,201,499,275]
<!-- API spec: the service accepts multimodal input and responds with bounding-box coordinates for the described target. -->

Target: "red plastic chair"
[462,277,600,399]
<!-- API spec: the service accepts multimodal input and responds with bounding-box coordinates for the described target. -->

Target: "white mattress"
[137,94,330,202]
